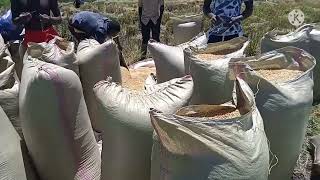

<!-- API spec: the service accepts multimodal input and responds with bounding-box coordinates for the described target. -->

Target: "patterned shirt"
[205,0,250,36]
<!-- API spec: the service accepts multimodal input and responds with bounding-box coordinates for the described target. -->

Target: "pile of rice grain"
[256,69,304,83]
[183,109,241,120]
[121,67,156,91]
[195,54,225,61]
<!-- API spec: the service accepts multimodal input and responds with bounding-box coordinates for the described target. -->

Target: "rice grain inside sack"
[20,58,101,180]
[77,39,121,132]
[150,77,269,180]
[148,32,208,83]
[171,14,203,45]
[229,46,316,180]
[121,66,156,91]
[0,38,22,137]
[93,76,193,180]
[261,24,320,102]
[26,36,79,75]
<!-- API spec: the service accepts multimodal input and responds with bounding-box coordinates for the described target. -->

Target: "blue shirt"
[70,11,111,43]
[206,0,249,36]
[0,10,24,42]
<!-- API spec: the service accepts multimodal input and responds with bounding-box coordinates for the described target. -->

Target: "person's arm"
[230,0,253,24]
[242,0,253,20]
[159,0,164,20]
[11,0,32,25]
[203,0,215,20]
[138,0,142,20]
[40,0,62,25]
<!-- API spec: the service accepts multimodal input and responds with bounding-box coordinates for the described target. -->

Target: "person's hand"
[208,13,217,24]
[74,0,81,8]
[39,14,51,24]
[19,12,32,24]
[230,15,243,24]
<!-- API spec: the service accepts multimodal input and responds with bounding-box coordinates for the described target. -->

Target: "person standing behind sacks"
[138,0,164,60]
[10,0,62,47]
[203,0,253,43]
[68,11,128,68]
[10,0,62,80]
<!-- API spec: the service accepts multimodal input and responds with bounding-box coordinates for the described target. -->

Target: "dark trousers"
[208,34,240,43]
[141,20,161,44]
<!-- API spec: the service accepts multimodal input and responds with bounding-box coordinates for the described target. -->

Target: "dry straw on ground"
[121,67,156,91]
[256,69,303,83]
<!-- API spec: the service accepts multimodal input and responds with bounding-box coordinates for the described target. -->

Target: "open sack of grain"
[121,66,156,91]
[0,36,21,137]
[183,37,249,105]
[150,77,269,180]
[25,36,79,75]
[229,47,315,180]
[170,14,203,45]
[0,106,39,180]
[149,35,248,83]
[261,24,320,102]
[77,39,121,132]
[93,75,193,180]
[20,58,101,180]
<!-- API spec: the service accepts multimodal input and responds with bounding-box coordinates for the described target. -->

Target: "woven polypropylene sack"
[20,58,101,180]
[77,39,122,132]
[261,24,320,102]
[150,77,269,180]
[0,106,32,180]
[129,58,155,69]
[0,38,22,137]
[171,14,203,45]
[93,76,193,180]
[26,36,79,75]
[183,37,249,105]
[148,33,208,83]
[229,47,315,180]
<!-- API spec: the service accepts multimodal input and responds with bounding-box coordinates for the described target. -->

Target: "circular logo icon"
[288,9,305,27]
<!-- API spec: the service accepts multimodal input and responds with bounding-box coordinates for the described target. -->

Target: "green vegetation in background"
[0,0,10,12]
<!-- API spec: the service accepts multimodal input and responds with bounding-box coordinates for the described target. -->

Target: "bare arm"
[49,0,62,25]
[11,0,31,25]
[203,0,215,19]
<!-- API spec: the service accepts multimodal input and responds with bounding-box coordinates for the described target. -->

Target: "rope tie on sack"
[268,138,279,174]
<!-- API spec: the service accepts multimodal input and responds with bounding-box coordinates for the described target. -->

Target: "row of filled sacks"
[0,35,21,137]
[0,35,40,180]
[261,23,320,102]
[135,38,315,179]
[183,46,315,180]
[15,34,195,180]
[148,34,249,83]
[80,39,315,179]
